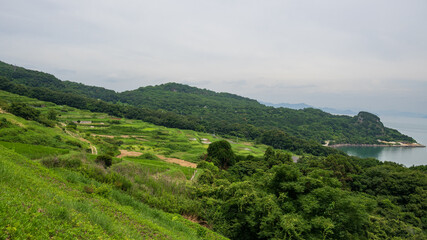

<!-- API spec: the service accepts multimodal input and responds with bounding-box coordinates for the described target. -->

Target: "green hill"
[0,61,415,148]
[1,90,426,239]
[0,91,229,239]
[118,82,415,144]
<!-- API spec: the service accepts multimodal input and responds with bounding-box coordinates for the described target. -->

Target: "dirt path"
[90,145,98,155]
[63,127,97,155]
[156,155,197,168]
[190,170,198,181]
[117,150,143,158]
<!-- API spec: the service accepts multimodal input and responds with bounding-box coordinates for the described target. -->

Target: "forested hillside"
[0,90,426,239]
[0,61,415,148]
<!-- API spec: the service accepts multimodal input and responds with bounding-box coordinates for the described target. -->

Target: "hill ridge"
[0,60,416,148]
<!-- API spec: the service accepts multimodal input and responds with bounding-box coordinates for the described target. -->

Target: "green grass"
[123,157,196,180]
[0,141,69,159]
[0,145,227,239]
[0,111,88,151]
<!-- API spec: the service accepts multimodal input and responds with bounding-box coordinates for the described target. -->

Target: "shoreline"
[329,143,426,148]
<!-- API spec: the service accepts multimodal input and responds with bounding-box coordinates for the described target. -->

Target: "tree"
[207,140,236,169]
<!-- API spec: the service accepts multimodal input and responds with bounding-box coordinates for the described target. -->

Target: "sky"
[1,0,427,115]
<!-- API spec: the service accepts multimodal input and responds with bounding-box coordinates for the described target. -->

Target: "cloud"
[0,0,427,114]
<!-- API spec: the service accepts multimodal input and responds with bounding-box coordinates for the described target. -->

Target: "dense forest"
[195,143,427,239]
[0,61,415,148]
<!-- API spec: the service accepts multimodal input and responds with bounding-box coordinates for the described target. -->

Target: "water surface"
[337,116,427,166]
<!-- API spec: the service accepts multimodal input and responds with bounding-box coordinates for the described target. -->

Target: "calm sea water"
[337,116,427,166]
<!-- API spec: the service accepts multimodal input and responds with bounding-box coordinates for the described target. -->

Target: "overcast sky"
[1,0,427,115]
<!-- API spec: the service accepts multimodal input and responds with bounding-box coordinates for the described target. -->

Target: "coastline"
[329,143,426,148]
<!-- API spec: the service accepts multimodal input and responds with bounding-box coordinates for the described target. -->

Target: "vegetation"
[195,148,427,239]
[0,62,426,239]
[0,92,228,239]
[0,61,416,151]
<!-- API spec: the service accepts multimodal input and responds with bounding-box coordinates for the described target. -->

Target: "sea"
[337,116,427,167]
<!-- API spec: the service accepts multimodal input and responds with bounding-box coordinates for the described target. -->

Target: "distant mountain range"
[261,101,427,119]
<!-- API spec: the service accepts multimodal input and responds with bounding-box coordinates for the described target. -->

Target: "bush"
[141,152,159,160]
[36,117,55,127]
[65,140,82,148]
[0,118,11,128]
[66,122,77,130]
[6,102,40,121]
[63,157,82,169]
[83,185,95,194]
[198,169,214,184]
[197,160,219,174]
[41,156,62,168]
[96,155,113,167]
[40,155,82,169]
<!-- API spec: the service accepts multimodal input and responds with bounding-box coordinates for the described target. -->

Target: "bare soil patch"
[135,137,148,141]
[117,150,143,158]
[156,155,197,168]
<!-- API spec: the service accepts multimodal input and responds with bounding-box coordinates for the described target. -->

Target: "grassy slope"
[0,90,270,160]
[0,145,226,239]
[0,91,231,239]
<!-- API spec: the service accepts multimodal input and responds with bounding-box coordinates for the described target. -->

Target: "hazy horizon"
[1,1,427,115]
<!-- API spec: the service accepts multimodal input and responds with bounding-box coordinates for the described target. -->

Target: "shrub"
[83,185,95,194]
[0,118,11,128]
[63,157,82,169]
[40,155,82,169]
[65,140,82,148]
[96,155,113,167]
[198,169,214,184]
[47,109,58,120]
[197,160,219,174]
[41,156,62,168]
[94,184,112,198]
[66,122,77,130]
[6,102,40,121]
[141,152,159,160]
[36,117,55,127]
